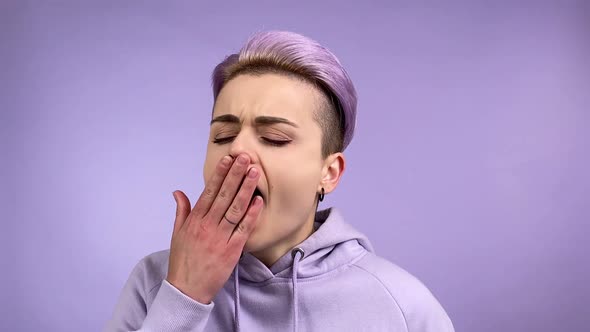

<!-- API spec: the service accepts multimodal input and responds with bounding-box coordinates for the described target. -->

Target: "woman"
[105,31,454,332]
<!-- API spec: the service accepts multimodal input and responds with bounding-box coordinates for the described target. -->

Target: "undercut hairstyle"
[211,30,358,158]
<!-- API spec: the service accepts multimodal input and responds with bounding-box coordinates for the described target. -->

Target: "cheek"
[203,164,212,184]
[272,159,320,206]
[275,143,322,193]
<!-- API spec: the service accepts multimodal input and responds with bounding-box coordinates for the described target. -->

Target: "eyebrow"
[210,114,299,128]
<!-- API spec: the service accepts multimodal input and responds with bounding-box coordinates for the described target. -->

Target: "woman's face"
[203,73,335,259]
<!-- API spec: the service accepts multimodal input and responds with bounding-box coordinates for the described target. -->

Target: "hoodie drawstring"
[291,247,304,332]
[232,248,305,332]
[233,263,241,332]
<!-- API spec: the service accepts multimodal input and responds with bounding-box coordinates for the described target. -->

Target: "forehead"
[213,73,323,124]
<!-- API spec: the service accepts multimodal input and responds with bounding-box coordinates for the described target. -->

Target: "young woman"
[105,31,454,332]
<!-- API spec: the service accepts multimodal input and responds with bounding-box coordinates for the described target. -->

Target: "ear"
[319,152,345,194]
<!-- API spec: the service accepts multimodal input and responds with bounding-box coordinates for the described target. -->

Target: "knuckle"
[198,220,208,232]
[218,189,229,199]
[228,202,242,216]
[203,186,215,199]
[194,222,209,238]
[236,222,249,234]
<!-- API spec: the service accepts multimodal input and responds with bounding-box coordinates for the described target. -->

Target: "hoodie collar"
[236,207,374,283]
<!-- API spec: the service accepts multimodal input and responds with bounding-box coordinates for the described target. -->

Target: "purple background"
[2,1,589,331]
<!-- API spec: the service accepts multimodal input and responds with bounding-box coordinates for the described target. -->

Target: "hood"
[237,206,374,282]
[230,207,374,332]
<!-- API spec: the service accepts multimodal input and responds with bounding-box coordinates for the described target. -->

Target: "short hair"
[211,30,357,158]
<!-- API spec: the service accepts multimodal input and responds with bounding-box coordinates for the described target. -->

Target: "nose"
[228,129,259,165]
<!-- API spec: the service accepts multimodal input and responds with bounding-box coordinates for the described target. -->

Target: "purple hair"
[211,30,357,152]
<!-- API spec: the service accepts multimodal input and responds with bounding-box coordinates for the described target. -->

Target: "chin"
[242,229,266,253]
[241,207,266,251]
[242,222,275,254]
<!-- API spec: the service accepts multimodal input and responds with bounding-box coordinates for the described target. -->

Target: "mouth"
[252,186,264,202]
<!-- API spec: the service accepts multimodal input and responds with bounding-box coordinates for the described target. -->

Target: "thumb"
[172,190,191,234]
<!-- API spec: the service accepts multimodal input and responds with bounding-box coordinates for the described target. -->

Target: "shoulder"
[352,253,455,332]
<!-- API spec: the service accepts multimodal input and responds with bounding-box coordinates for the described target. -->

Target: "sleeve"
[403,292,455,332]
[399,277,455,332]
[353,254,455,332]
[102,258,214,332]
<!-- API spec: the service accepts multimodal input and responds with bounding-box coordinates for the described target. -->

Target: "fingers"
[218,167,260,235]
[172,190,191,235]
[206,154,251,222]
[192,155,234,218]
[227,195,263,247]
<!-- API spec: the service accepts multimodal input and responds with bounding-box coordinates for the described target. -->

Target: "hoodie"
[103,207,454,332]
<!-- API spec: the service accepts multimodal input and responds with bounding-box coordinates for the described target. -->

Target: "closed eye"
[212,137,291,147]
[212,137,235,144]
[261,137,291,147]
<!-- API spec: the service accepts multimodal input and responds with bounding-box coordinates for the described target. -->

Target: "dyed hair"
[211,31,357,157]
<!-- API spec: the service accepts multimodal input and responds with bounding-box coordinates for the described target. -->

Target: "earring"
[318,187,325,202]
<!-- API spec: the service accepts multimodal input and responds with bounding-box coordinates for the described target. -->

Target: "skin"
[167,73,345,304]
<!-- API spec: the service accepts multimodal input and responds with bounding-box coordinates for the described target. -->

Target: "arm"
[104,153,262,331]
[354,255,455,332]
[403,289,455,332]
[102,258,214,332]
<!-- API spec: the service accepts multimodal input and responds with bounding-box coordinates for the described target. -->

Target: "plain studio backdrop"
[1,1,588,331]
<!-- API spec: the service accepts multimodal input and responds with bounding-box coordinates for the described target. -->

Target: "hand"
[166,153,263,304]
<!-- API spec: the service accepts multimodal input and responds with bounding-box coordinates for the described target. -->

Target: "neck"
[251,209,317,268]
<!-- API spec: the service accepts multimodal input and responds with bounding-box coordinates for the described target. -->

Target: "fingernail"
[221,156,232,167]
[248,168,258,178]
[238,155,248,165]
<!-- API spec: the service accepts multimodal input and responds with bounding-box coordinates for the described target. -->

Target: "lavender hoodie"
[104,207,454,332]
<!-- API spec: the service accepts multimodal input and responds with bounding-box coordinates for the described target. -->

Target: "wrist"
[165,278,213,305]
